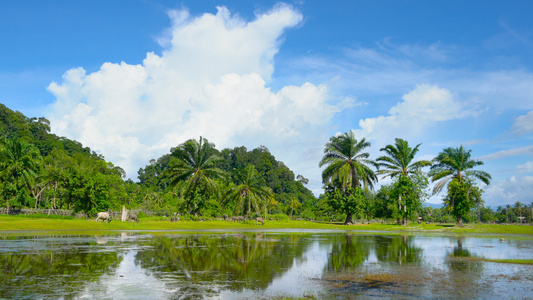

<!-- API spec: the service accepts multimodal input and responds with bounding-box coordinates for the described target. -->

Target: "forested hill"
[0,103,317,217]
[0,103,101,159]
[137,144,317,215]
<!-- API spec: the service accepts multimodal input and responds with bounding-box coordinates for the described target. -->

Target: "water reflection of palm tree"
[374,235,423,265]
[134,234,311,296]
[444,237,484,298]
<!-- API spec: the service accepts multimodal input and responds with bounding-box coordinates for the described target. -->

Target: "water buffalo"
[232,216,245,222]
[95,212,112,223]
[129,213,139,223]
[223,214,229,221]
[256,217,264,225]
[170,212,179,222]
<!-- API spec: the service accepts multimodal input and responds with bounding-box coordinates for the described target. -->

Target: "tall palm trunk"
[403,201,407,226]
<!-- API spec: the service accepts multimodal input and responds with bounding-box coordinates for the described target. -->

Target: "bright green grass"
[0,215,532,235]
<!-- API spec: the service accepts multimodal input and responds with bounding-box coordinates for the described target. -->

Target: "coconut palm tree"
[429,146,491,226]
[319,131,377,191]
[288,196,302,219]
[319,131,377,224]
[376,138,432,179]
[506,204,510,223]
[223,164,273,217]
[376,138,432,225]
[429,146,491,195]
[515,201,523,223]
[165,137,226,213]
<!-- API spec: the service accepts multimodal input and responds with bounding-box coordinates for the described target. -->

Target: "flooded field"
[0,231,532,299]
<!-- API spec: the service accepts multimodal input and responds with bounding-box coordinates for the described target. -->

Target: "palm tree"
[319,131,377,191]
[319,131,377,224]
[223,164,273,217]
[0,138,41,209]
[429,146,491,194]
[515,201,523,223]
[376,138,432,179]
[376,138,432,225]
[165,137,226,213]
[506,204,510,223]
[288,196,302,219]
[429,146,491,226]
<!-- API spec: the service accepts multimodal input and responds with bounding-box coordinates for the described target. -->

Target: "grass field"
[1,215,532,236]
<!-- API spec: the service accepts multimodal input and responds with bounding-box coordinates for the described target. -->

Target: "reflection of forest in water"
[0,233,531,299]
[134,233,312,298]
[325,234,423,273]
[0,235,123,299]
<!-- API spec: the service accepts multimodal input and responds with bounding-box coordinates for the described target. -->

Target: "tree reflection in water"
[0,233,529,299]
[324,234,423,273]
[439,237,484,298]
[133,233,312,298]
[374,235,423,265]
[321,234,428,298]
[0,235,123,299]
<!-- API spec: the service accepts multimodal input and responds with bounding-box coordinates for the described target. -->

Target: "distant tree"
[429,146,491,194]
[324,183,366,224]
[430,146,491,226]
[376,138,431,225]
[165,137,227,214]
[223,164,273,217]
[443,178,484,226]
[296,174,309,185]
[319,131,377,224]
[514,201,523,223]
[288,196,302,219]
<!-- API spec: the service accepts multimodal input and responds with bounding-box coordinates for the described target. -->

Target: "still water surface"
[0,231,532,299]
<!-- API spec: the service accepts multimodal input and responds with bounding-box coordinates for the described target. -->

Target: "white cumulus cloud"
[484,176,533,207]
[46,4,351,185]
[511,110,533,136]
[517,161,533,174]
[352,84,471,143]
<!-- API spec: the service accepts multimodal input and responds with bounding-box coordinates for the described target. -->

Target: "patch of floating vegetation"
[451,256,533,265]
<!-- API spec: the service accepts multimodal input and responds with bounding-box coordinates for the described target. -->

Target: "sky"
[1,0,532,208]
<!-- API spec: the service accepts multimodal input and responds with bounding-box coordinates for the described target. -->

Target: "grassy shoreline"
[1,215,532,236]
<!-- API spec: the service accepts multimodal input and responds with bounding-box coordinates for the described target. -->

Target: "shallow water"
[0,231,531,299]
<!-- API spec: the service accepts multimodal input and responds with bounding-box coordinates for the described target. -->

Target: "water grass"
[452,256,533,265]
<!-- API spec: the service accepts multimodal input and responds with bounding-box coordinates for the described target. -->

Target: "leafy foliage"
[443,178,484,226]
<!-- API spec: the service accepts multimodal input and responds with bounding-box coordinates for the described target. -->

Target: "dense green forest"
[1,103,531,225]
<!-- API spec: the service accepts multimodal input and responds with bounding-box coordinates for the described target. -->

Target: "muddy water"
[0,231,531,299]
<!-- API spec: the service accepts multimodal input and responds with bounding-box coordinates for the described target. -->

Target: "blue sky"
[1,1,532,207]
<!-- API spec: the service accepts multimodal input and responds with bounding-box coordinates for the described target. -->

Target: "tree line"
[1,103,531,225]
[318,131,493,226]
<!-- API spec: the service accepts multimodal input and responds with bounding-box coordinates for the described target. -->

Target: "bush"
[300,208,316,220]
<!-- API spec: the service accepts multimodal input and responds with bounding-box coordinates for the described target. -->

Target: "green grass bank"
[1,215,532,236]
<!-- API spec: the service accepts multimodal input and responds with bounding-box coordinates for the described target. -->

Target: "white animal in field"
[95,212,112,223]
